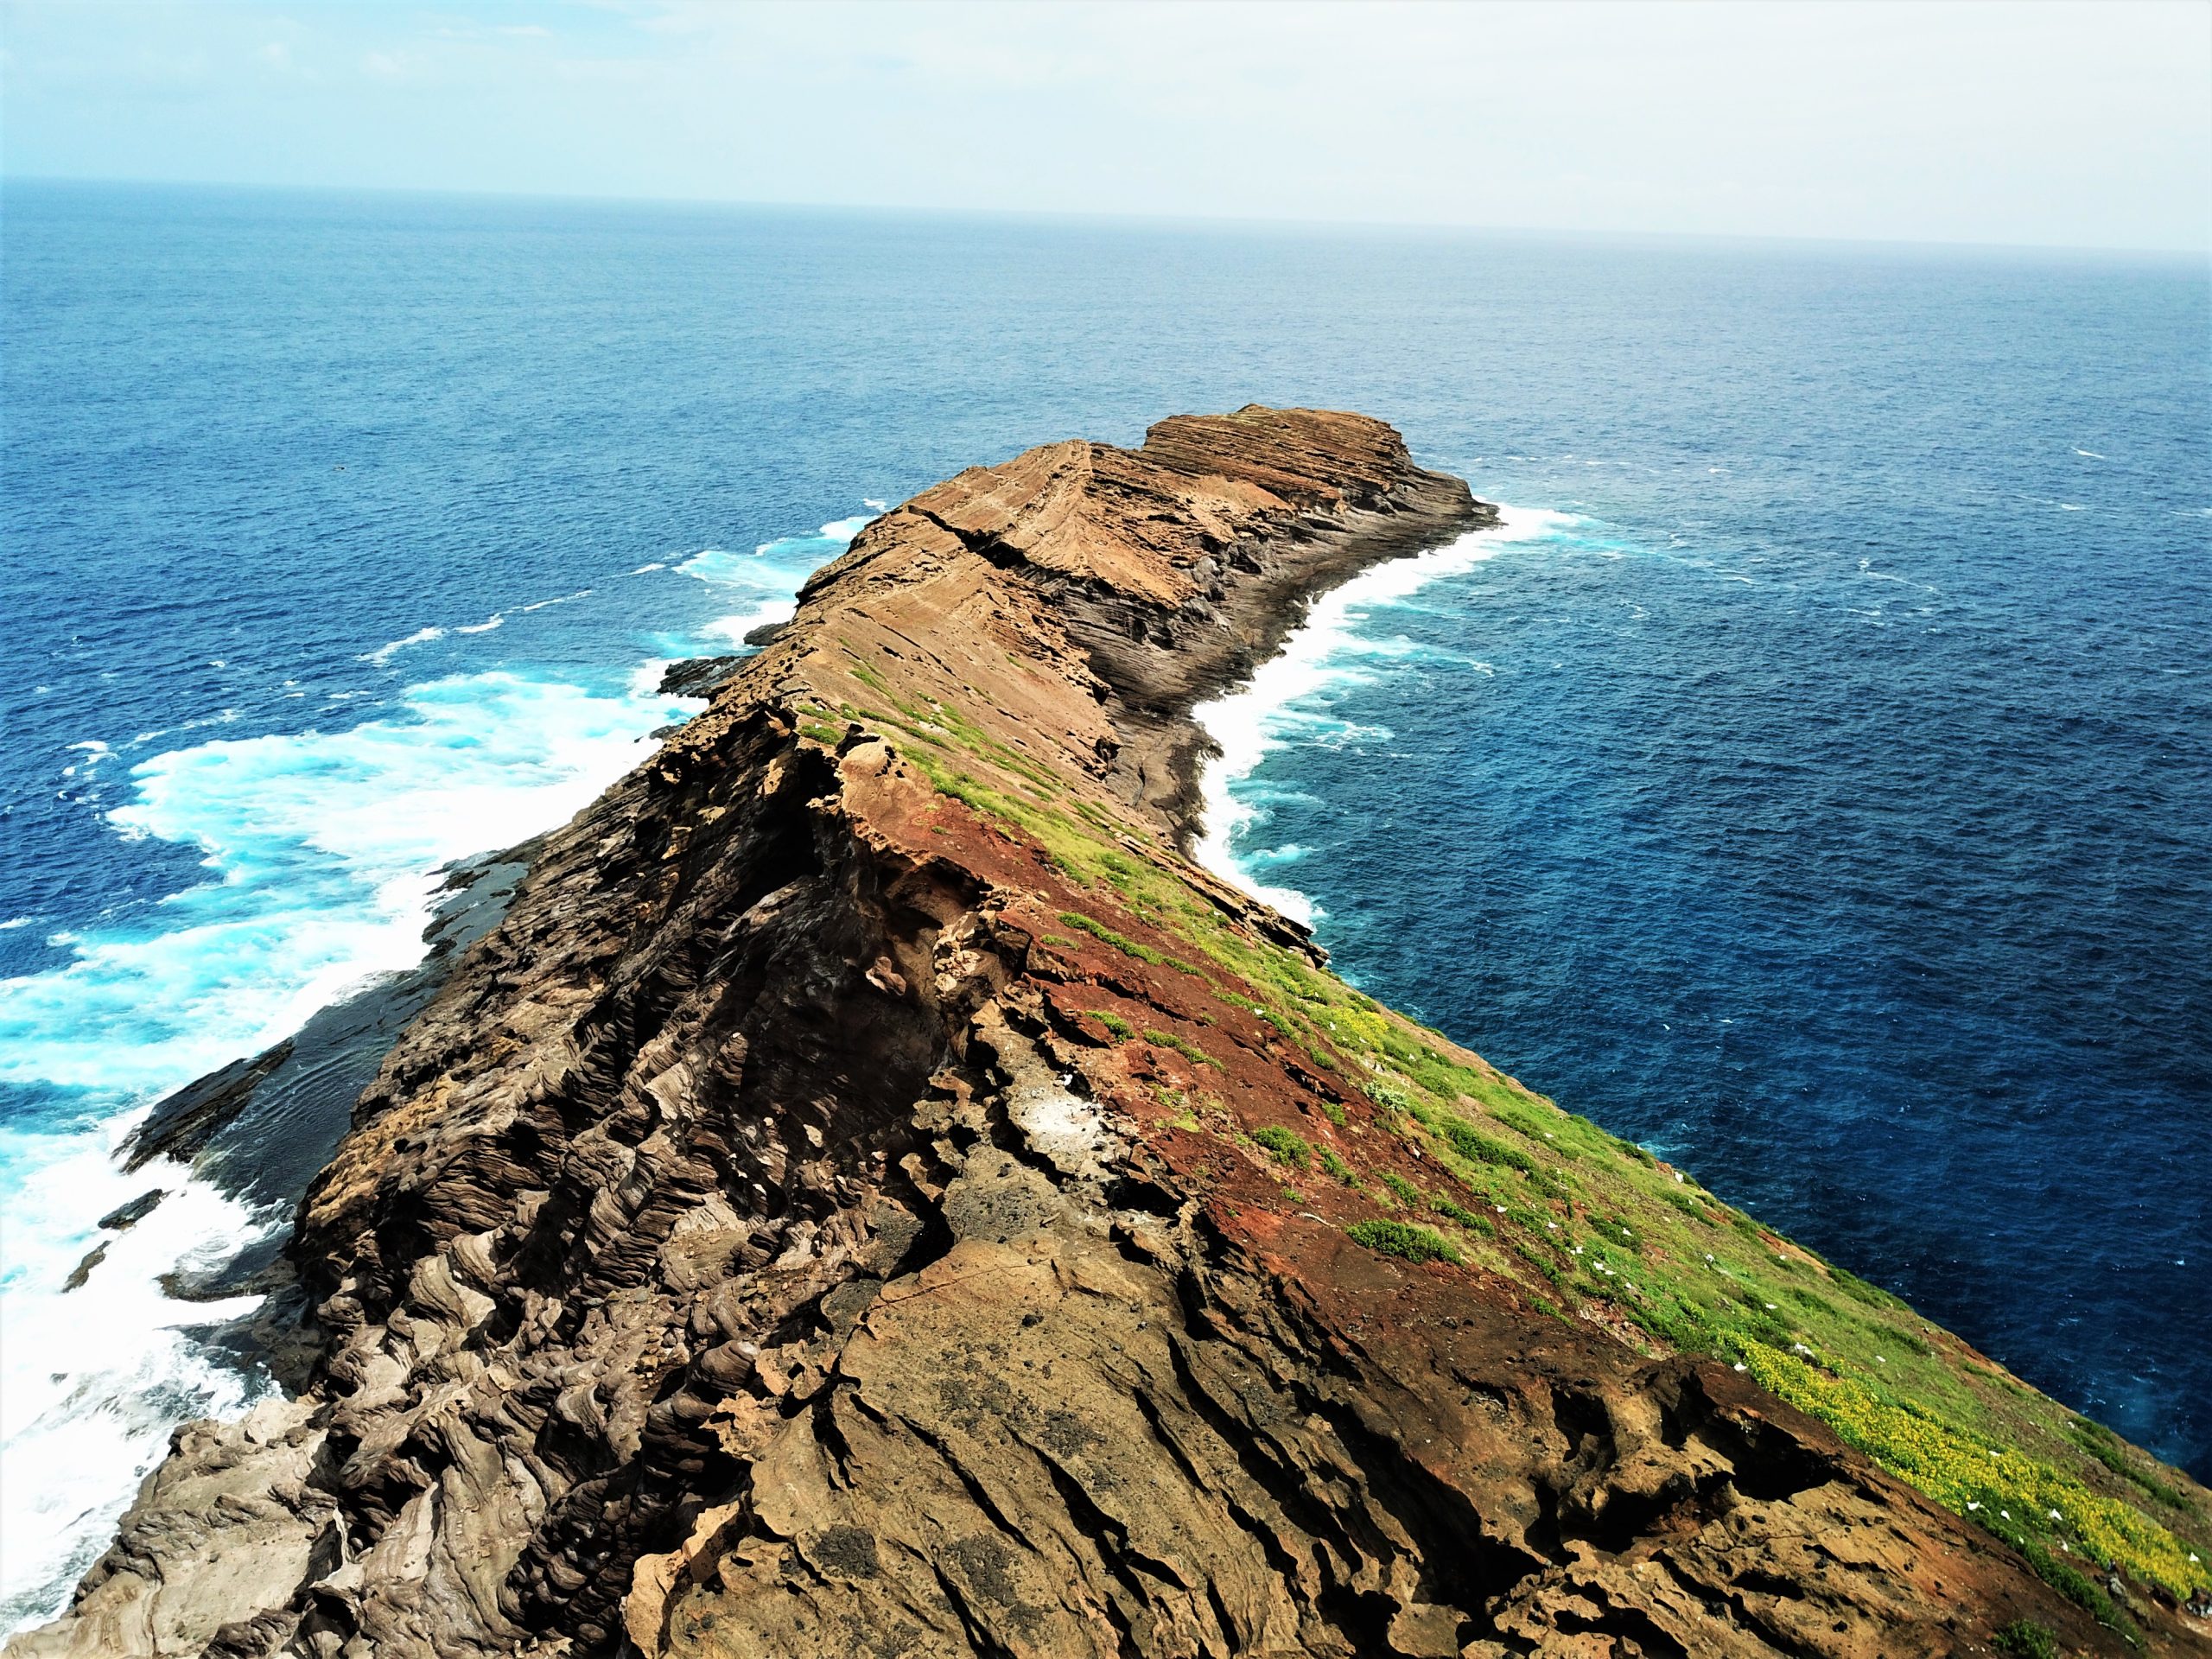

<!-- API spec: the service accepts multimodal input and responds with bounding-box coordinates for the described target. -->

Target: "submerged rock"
[121,1040,294,1173]
[97,1190,164,1232]
[657,654,746,698]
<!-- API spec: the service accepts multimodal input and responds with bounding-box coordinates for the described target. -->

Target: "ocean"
[1,181,2204,1626]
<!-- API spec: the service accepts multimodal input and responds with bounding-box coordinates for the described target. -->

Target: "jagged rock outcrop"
[16,409,2207,1659]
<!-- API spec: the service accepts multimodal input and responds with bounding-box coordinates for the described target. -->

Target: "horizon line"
[8,170,2208,264]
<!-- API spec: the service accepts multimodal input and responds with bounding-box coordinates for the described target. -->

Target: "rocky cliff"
[16,409,2209,1659]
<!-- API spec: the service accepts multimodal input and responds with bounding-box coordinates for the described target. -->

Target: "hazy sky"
[4,0,2209,251]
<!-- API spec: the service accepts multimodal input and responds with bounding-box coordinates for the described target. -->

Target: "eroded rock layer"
[18,410,2206,1658]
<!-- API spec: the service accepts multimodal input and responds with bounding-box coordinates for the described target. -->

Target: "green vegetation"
[1993,1619,2059,1659]
[1318,1098,1346,1126]
[1145,1027,1224,1070]
[1059,910,1166,963]
[1511,1237,1567,1288]
[1319,1147,1357,1185]
[1347,1219,1459,1265]
[1439,1117,1537,1174]
[1366,1077,1419,1119]
[1431,1195,1494,1235]
[1091,1009,1135,1041]
[868,677,2208,1602]
[2070,1416,2193,1512]
[1054,912,1211,981]
[1744,1338,2206,1602]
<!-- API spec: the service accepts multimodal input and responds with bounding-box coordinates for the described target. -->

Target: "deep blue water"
[1,181,2205,1618]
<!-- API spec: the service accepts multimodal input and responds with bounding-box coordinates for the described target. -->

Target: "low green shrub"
[1432,1195,1495,1235]
[1146,1028,1224,1070]
[1379,1172,1421,1207]
[1347,1220,1459,1265]
[1058,910,1161,963]
[1440,1116,1535,1173]
[1252,1125,1311,1169]
[1993,1621,2057,1659]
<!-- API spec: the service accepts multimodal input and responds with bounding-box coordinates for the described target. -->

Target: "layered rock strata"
[16,409,2208,1659]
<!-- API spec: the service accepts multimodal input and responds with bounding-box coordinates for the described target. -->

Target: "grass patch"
[1146,1028,1224,1070]
[1432,1195,1495,1236]
[1091,1009,1135,1041]
[1993,1620,2058,1659]
[1346,1219,1459,1265]
[1742,1341,2204,1600]
[1511,1238,1567,1289]
[1318,1099,1346,1127]
[1663,1190,1714,1224]
[1439,1116,1537,1174]
[1379,1172,1421,1208]
[1056,912,1212,982]
[1319,1148,1357,1185]
[1589,1214,1643,1254]
[1251,1126,1311,1169]
[1060,910,1166,963]
[2069,1417,2193,1512]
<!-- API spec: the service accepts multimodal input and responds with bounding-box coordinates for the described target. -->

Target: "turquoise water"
[1,181,2205,1622]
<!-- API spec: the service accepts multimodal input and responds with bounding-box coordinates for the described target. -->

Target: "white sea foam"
[630,562,667,575]
[519,588,592,613]
[2075,448,2105,459]
[676,548,750,582]
[0,666,690,1630]
[862,498,887,511]
[703,598,798,649]
[0,1116,272,1628]
[1191,505,1573,923]
[676,516,872,653]
[455,613,504,634]
[360,625,445,665]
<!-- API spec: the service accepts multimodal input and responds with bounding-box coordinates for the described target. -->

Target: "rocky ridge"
[16,408,2209,1659]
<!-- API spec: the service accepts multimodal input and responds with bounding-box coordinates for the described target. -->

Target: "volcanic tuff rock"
[17,409,2209,1659]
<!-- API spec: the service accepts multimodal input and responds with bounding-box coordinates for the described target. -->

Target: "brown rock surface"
[13,408,2202,1658]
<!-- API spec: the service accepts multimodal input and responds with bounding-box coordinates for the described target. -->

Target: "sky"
[3,0,2209,253]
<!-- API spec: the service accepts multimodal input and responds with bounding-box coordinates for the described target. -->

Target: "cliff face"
[18,409,2209,1659]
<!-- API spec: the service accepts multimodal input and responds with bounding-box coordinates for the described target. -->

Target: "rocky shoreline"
[16,408,2208,1658]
